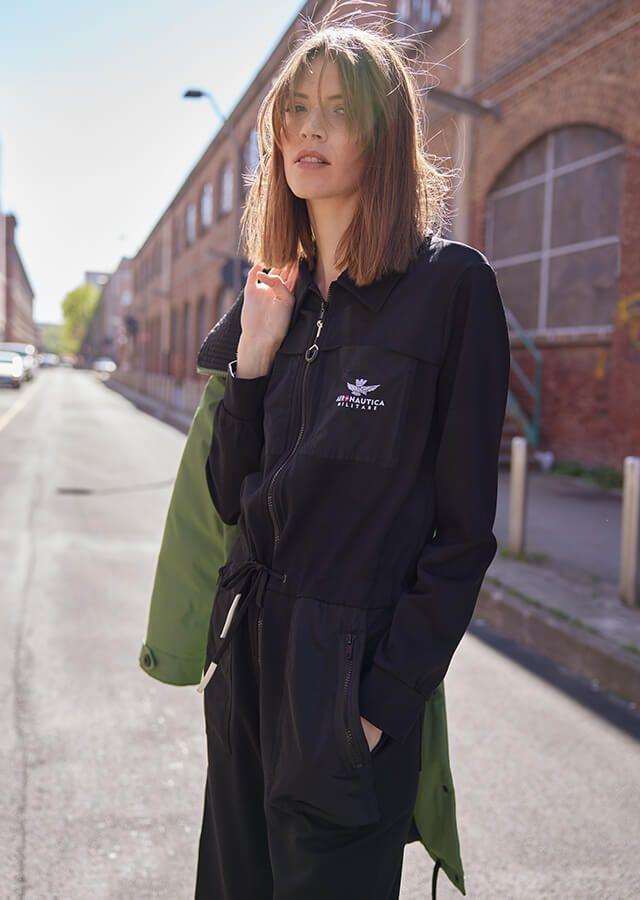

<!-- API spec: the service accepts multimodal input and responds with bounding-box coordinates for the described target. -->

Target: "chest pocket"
[299,343,417,469]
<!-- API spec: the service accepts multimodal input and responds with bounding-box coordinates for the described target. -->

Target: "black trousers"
[194,568,423,900]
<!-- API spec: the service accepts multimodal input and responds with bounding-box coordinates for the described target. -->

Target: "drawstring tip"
[196,660,217,693]
[220,592,242,638]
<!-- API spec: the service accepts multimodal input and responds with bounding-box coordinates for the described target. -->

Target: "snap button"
[140,644,156,670]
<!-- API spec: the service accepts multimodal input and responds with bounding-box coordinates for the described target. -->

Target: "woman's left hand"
[360,716,384,752]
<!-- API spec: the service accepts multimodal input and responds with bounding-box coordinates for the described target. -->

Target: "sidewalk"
[104,375,196,434]
[479,469,640,707]
[106,375,640,709]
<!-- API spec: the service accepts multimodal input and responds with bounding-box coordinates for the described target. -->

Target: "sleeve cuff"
[222,358,270,420]
[359,661,428,744]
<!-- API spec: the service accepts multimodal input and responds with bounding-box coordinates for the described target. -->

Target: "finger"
[247,262,262,289]
[255,270,290,300]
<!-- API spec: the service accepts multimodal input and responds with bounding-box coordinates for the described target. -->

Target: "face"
[280,56,366,203]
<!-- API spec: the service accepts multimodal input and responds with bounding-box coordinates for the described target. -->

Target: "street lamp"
[183,87,243,300]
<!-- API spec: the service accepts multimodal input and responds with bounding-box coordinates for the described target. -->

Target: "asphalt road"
[1,368,638,899]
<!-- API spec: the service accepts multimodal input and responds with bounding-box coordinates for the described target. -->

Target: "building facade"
[82,262,132,366]
[0,212,38,345]
[118,0,639,469]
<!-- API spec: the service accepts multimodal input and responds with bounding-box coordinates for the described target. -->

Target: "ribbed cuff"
[359,661,426,744]
[222,358,270,420]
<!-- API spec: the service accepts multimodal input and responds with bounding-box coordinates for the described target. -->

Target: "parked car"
[0,350,25,388]
[92,356,117,374]
[39,352,60,367]
[0,342,38,380]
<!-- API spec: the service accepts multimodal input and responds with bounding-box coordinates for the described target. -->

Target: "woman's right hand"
[235,260,300,378]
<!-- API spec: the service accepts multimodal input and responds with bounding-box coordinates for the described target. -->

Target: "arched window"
[486,125,623,334]
[219,160,234,216]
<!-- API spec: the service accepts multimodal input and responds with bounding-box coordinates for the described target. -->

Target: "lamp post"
[183,88,243,300]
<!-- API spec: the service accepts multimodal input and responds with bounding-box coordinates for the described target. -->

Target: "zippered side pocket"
[257,605,263,669]
[341,632,369,769]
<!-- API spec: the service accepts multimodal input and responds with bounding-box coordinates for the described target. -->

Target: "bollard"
[619,456,640,608]
[508,436,528,556]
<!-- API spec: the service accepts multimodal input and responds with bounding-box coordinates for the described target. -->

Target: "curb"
[475,584,640,707]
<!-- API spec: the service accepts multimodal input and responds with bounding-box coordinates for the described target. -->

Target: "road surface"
[1,368,638,898]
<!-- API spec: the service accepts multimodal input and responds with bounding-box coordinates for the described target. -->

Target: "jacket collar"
[293,231,433,318]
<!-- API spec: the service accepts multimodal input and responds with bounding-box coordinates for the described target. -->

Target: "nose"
[299,108,326,141]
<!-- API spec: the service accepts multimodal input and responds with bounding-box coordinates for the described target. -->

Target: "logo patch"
[335,377,385,411]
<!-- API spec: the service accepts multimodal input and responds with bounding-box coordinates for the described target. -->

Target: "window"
[242,127,259,194]
[486,125,623,334]
[170,307,178,352]
[185,201,197,246]
[197,295,207,344]
[172,218,182,258]
[200,183,213,230]
[219,160,233,216]
[215,285,235,322]
[183,302,191,363]
[395,0,451,27]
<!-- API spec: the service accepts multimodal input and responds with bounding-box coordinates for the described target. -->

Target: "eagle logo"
[347,377,380,397]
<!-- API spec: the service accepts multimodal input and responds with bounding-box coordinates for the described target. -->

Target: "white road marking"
[0,377,46,435]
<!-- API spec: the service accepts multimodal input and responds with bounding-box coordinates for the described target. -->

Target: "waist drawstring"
[196,559,287,693]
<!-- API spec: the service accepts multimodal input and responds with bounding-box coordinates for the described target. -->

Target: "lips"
[294,150,330,164]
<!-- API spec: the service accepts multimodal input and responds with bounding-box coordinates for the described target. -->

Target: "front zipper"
[257,606,263,669]
[343,632,367,769]
[265,282,335,555]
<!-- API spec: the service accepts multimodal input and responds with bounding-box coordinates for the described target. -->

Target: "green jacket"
[138,367,467,898]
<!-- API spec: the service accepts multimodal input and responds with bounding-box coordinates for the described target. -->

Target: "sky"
[1,0,304,325]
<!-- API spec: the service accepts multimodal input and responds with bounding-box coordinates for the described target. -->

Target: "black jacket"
[204,232,511,745]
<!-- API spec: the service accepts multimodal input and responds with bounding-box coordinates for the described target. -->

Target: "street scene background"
[2,1,640,897]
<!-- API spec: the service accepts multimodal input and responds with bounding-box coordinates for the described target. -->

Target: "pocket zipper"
[257,606,263,669]
[343,632,367,769]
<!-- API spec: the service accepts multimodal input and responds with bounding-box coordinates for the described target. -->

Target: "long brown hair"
[239,1,456,286]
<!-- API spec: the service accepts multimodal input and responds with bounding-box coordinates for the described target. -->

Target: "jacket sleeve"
[205,358,271,526]
[359,262,511,743]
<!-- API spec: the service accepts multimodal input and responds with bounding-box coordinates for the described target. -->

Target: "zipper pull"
[305,299,327,362]
[346,632,353,660]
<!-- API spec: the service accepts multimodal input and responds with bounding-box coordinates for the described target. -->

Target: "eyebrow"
[293,92,344,100]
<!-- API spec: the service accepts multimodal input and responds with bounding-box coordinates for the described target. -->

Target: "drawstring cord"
[196,558,287,693]
[431,858,441,898]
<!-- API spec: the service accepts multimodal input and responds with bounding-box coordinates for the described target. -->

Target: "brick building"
[82,261,133,366]
[120,0,639,470]
[0,211,38,344]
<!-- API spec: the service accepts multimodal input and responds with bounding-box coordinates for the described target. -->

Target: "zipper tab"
[304,299,327,362]
[346,632,353,660]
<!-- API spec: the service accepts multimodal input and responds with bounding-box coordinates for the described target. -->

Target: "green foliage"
[552,458,623,490]
[61,283,101,353]
[39,322,74,355]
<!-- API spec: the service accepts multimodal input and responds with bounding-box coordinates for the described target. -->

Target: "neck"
[306,192,358,299]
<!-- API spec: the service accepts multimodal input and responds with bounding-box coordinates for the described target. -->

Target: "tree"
[61,283,101,353]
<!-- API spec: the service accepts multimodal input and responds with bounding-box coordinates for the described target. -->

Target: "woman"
[194,16,510,900]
